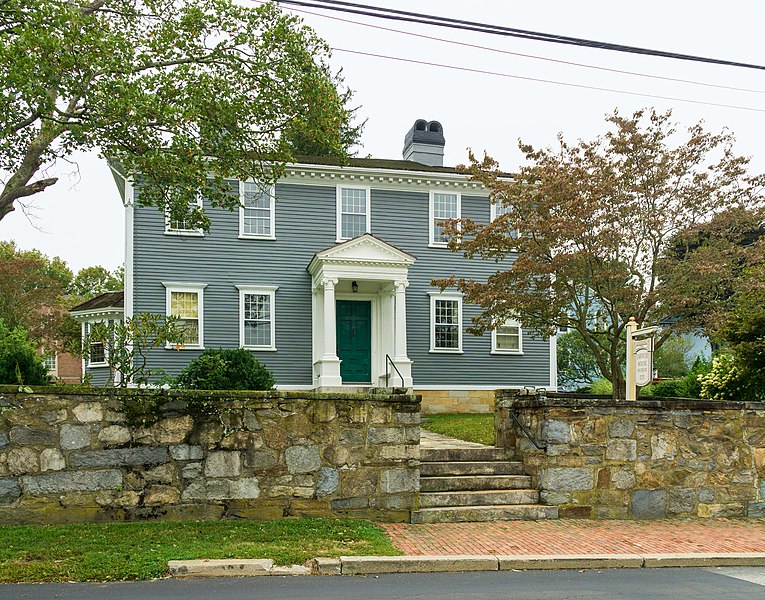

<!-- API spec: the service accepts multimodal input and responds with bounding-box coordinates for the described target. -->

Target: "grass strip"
[0,518,401,583]
[422,413,495,446]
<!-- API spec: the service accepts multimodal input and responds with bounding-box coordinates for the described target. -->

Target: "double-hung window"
[84,323,107,367]
[429,292,463,353]
[490,198,519,238]
[43,353,57,374]
[429,191,460,247]
[237,285,278,350]
[240,181,275,239]
[164,283,206,348]
[492,319,523,354]
[165,195,204,235]
[337,186,370,241]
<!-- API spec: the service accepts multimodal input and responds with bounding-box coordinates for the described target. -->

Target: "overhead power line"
[333,48,765,114]
[275,0,765,72]
[275,1,765,95]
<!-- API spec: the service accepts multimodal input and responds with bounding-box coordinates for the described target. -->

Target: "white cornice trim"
[283,163,491,193]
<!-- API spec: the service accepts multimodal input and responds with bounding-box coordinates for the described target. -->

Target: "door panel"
[336,300,372,383]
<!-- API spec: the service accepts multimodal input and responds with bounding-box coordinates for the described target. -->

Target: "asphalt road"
[2,567,765,600]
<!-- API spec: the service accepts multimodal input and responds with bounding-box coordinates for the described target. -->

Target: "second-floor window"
[430,191,460,247]
[165,196,204,236]
[240,182,275,239]
[337,186,371,241]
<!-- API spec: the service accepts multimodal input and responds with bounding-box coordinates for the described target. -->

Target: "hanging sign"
[634,337,653,387]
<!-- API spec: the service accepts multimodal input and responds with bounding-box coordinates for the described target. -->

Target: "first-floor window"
[164,283,206,348]
[493,319,523,354]
[85,323,107,366]
[237,285,278,350]
[430,293,463,352]
[43,353,57,373]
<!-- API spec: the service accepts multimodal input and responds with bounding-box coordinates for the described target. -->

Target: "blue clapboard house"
[72,120,556,412]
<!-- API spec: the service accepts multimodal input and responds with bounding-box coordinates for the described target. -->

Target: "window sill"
[429,349,464,354]
[428,242,449,249]
[164,230,204,237]
[165,344,205,350]
[87,363,108,368]
[238,234,276,241]
[491,350,524,355]
[243,346,277,352]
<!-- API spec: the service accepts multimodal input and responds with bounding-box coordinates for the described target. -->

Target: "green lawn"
[422,413,495,446]
[0,518,401,583]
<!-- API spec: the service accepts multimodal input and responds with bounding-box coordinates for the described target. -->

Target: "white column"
[392,280,413,387]
[317,277,342,387]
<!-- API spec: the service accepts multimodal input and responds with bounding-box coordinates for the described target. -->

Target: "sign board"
[634,337,653,387]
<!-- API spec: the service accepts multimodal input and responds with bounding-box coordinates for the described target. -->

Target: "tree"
[0,319,49,386]
[0,240,73,346]
[72,265,124,300]
[437,109,764,399]
[85,313,185,387]
[0,0,361,227]
[557,330,600,389]
[653,334,694,379]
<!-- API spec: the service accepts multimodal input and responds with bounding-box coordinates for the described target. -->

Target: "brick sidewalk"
[382,519,765,556]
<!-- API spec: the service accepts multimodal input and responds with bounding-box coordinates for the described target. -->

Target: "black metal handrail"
[510,411,547,451]
[385,354,405,388]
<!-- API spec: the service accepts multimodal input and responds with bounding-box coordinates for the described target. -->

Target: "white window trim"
[238,181,276,240]
[428,291,463,353]
[163,282,207,349]
[236,284,279,351]
[85,321,109,368]
[164,195,204,236]
[429,190,461,248]
[336,185,371,242]
[490,199,520,239]
[491,319,524,355]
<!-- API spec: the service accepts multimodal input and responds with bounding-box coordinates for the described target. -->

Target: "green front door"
[336,300,372,384]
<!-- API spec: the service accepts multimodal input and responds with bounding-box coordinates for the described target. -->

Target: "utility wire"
[333,48,765,114]
[276,1,765,95]
[275,0,765,72]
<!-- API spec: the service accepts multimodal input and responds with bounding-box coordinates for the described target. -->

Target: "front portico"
[308,234,415,389]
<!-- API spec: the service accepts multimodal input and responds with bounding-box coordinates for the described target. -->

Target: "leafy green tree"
[72,265,124,300]
[557,330,601,389]
[0,319,49,385]
[0,240,72,346]
[437,108,764,399]
[85,313,185,387]
[175,348,275,390]
[653,334,694,379]
[0,0,361,227]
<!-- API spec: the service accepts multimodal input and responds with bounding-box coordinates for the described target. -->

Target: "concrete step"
[411,504,559,524]
[420,461,525,477]
[421,474,532,492]
[420,489,540,508]
[420,447,511,463]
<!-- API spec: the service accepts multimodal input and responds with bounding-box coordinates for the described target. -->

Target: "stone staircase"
[411,445,558,524]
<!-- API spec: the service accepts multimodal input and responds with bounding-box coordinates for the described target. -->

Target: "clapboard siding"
[132,179,550,387]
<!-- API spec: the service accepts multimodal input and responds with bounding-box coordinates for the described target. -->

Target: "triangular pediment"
[309,234,416,272]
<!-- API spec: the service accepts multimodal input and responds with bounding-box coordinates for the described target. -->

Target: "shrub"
[175,348,276,390]
[589,378,613,395]
[0,319,49,386]
[699,354,763,402]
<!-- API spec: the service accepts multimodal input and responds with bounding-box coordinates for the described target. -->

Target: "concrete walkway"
[419,429,489,449]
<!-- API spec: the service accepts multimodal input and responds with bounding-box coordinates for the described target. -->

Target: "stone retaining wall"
[0,386,420,524]
[496,390,765,519]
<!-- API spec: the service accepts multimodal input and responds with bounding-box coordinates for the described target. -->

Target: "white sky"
[3,0,764,272]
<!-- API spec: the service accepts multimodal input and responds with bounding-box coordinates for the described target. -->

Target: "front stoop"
[412,446,558,524]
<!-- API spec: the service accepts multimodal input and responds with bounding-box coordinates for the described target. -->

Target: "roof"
[70,290,124,313]
[292,155,463,174]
